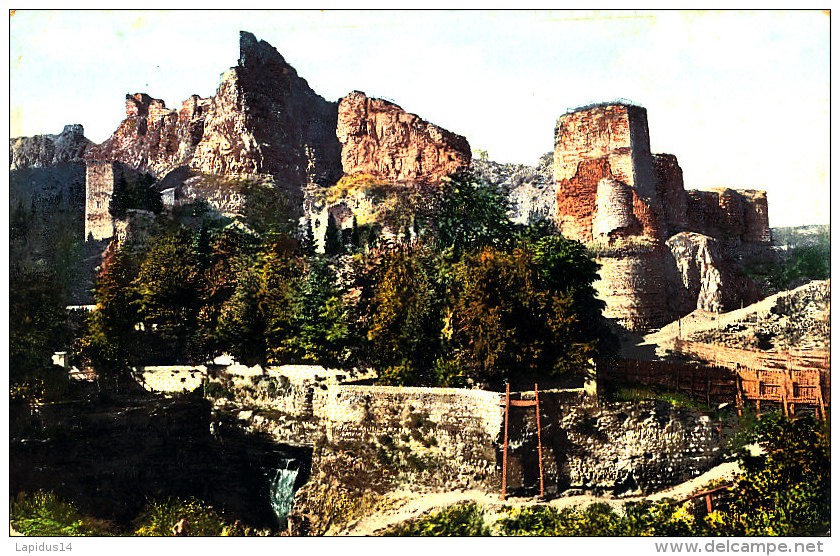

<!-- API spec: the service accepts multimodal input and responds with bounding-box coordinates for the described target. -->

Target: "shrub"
[10,491,108,536]
[132,497,243,536]
[385,502,490,536]
[498,501,697,536]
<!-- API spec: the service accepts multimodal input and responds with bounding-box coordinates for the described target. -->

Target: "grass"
[601,380,726,418]
[384,502,490,536]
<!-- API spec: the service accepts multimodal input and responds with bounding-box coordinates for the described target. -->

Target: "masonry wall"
[593,250,676,331]
[685,189,771,246]
[85,161,115,241]
[192,369,727,495]
[554,104,663,243]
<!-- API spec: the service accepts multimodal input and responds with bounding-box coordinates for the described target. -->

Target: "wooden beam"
[510,399,537,407]
[535,383,544,499]
[501,382,509,501]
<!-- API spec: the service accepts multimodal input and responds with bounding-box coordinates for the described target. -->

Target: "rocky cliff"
[337,91,470,185]
[190,31,343,190]
[10,124,93,170]
[86,93,210,178]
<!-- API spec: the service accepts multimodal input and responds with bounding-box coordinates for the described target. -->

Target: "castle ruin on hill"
[64,32,772,332]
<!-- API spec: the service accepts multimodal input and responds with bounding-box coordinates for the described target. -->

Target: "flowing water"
[269,459,300,528]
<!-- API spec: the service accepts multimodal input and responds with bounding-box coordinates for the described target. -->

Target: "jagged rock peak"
[239,30,288,70]
[10,124,93,170]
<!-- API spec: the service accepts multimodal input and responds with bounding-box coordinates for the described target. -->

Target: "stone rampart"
[554,104,663,243]
[186,366,727,495]
[685,189,771,246]
[593,250,675,331]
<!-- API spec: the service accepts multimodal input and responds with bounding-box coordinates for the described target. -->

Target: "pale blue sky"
[9,9,830,227]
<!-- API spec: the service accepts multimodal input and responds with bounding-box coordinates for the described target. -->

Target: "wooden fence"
[598,350,830,419]
[674,339,830,373]
[596,358,736,405]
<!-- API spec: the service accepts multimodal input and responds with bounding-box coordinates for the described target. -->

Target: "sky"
[8,9,830,227]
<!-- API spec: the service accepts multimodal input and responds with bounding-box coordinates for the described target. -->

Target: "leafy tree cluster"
[78,172,611,388]
[9,190,84,402]
[704,413,830,536]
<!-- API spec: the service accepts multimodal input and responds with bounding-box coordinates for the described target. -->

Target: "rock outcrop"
[86,94,210,178]
[191,31,343,190]
[471,152,554,224]
[666,232,763,314]
[10,124,93,170]
[336,91,470,184]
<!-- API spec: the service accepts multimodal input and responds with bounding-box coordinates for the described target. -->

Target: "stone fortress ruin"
[69,31,773,333]
[552,102,771,330]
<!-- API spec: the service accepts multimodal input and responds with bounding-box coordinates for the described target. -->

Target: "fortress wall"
[553,104,663,243]
[593,250,675,331]
[685,189,771,246]
[653,153,688,235]
[136,364,725,495]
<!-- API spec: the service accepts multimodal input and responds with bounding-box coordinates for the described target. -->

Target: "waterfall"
[268,459,299,528]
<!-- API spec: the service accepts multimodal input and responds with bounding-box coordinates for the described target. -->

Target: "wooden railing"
[598,347,830,419]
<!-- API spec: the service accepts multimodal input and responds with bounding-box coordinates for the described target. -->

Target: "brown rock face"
[10,124,93,170]
[666,232,763,313]
[191,31,343,191]
[86,93,210,178]
[554,104,663,243]
[337,91,471,184]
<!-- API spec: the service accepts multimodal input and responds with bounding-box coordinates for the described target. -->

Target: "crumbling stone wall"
[202,371,726,495]
[593,251,676,331]
[653,153,688,236]
[554,103,663,243]
[685,189,771,247]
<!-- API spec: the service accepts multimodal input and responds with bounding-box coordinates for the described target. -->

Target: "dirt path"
[337,460,741,536]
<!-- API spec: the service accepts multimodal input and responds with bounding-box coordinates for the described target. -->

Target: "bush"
[498,501,697,536]
[704,414,830,536]
[10,491,108,536]
[132,497,244,536]
[385,502,490,536]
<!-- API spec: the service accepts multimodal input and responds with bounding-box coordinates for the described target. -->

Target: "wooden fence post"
[501,382,509,501]
[535,383,544,499]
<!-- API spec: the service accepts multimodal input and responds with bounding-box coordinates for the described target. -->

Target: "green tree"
[135,228,203,362]
[449,245,598,386]
[705,414,830,536]
[279,256,351,366]
[74,245,141,384]
[324,213,343,256]
[109,171,162,218]
[364,246,444,385]
[9,265,69,395]
[435,171,514,255]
